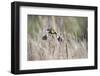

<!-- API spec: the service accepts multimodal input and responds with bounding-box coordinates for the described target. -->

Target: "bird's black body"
[57,36,62,42]
[42,35,47,40]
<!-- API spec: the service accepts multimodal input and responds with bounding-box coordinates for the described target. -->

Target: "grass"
[27,15,88,61]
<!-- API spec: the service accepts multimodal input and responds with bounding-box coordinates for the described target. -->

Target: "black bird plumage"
[42,35,47,40]
[57,36,62,42]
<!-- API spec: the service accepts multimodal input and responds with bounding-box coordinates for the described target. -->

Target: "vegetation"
[27,15,88,60]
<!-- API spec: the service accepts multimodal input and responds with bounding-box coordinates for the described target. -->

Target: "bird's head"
[47,28,57,35]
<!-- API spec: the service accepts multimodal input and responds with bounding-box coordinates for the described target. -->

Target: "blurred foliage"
[28,15,42,39]
[28,15,88,41]
[63,16,88,41]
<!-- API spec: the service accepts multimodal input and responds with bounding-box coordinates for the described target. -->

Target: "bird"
[47,28,57,35]
[57,36,62,42]
[42,35,47,40]
[42,27,63,42]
